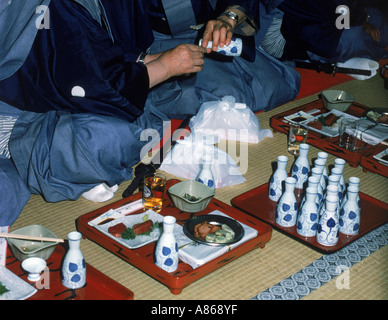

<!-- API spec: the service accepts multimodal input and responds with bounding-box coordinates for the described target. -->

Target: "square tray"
[270,98,388,177]
[231,183,388,253]
[76,179,272,295]
[6,244,134,300]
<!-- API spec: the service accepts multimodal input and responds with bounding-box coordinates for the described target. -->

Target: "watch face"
[226,12,238,20]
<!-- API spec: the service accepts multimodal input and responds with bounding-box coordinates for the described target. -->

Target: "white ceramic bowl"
[322,90,354,112]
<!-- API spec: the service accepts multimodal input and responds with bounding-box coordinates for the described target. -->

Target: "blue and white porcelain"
[62,231,86,289]
[155,216,179,273]
[334,158,346,195]
[314,157,327,191]
[199,37,242,56]
[276,177,298,227]
[297,187,319,237]
[291,143,310,190]
[317,152,329,186]
[343,176,361,209]
[340,186,361,235]
[269,155,289,202]
[317,195,340,247]
[310,167,325,210]
[196,155,215,190]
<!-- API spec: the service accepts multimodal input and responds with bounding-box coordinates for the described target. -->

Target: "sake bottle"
[276,177,298,227]
[334,158,346,198]
[269,155,289,202]
[297,187,319,237]
[343,177,361,209]
[311,167,324,211]
[317,152,329,186]
[317,195,340,246]
[155,216,179,272]
[314,157,327,191]
[339,186,361,235]
[62,231,86,289]
[291,143,310,190]
[196,155,215,189]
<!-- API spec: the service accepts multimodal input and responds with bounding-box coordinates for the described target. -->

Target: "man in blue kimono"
[0,0,301,225]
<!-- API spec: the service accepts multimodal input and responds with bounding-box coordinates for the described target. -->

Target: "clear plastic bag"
[189,96,272,143]
[159,133,246,189]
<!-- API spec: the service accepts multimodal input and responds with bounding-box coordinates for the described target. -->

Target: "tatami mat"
[10,74,388,300]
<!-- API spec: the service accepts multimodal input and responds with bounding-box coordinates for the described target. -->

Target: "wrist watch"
[136,52,147,65]
[219,11,239,25]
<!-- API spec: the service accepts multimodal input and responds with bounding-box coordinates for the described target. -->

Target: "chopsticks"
[0,233,64,243]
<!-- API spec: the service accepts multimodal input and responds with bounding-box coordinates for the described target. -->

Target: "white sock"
[105,184,118,193]
[82,183,114,202]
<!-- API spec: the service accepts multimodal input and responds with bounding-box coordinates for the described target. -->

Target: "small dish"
[21,257,47,282]
[7,225,58,261]
[301,110,358,137]
[183,214,244,246]
[321,90,354,112]
[373,148,388,166]
[284,111,315,124]
[168,180,215,213]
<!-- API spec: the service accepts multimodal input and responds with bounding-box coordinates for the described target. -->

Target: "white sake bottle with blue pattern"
[310,167,324,211]
[291,143,310,190]
[317,195,340,246]
[276,177,298,227]
[317,152,329,187]
[314,158,327,191]
[155,216,178,272]
[62,231,86,289]
[196,155,215,190]
[269,155,289,202]
[333,158,346,200]
[297,187,319,237]
[343,176,360,209]
[339,186,361,235]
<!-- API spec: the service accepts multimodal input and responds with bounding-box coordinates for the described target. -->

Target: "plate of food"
[183,214,244,246]
[94,211,164,249]
[373,148,388,166]
[364,108,388,127]
[301,110,358,137]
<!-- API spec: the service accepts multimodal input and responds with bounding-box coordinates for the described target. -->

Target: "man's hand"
[145,44,207,88]
[201,18,235,52]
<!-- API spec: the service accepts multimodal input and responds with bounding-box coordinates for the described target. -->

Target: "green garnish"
[121,221,160,240]
[121,228,136,240]
[183,193,202,202]
[0,282,9,295]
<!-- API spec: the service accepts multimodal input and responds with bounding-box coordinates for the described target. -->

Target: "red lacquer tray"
[76,179,272,295]
[231,182,388,253]
[270,98,388,177]
[6,244,134,300]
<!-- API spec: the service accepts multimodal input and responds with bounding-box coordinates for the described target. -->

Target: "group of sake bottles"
[268,144,361,247]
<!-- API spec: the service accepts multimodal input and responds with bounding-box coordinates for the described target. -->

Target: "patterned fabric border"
[252,223,388,300]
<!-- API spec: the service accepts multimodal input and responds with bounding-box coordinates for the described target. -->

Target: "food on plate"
[193,221,235,243]
[378,114,388,124]
[308,120,322,130]
[194,221,221,240]
[367,110,388,124]
[108,223,127,238]
[0,282,9,295]
[323,113,339,126]
[108,219,158,240]
[132,220,154,235]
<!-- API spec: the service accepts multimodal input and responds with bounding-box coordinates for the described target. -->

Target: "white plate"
[284,110,315,124]
[373,148,388,166]
[301,110,358,137]
[0,266,37,300]
[94,210,166,249]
